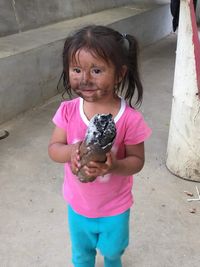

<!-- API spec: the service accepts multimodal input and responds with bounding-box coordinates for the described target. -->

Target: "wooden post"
[166,0,200,181]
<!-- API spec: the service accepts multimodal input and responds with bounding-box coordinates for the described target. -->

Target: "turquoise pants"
[67,205,130,267]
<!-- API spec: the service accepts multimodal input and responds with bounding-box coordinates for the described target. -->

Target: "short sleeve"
[52,102,68,130]
[124,110,152,145]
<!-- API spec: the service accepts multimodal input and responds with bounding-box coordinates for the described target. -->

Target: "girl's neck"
[82,95,121,121]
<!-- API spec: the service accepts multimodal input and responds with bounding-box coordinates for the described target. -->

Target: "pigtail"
[121,34,143,107]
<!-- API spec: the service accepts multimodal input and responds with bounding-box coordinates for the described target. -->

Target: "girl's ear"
[116,65,127,83]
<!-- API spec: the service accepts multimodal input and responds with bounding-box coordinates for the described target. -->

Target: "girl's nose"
[81,71,91,84]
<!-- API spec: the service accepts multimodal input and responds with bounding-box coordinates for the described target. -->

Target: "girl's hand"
[82,142,145,178]
[83,152,116,178]
[70,142,81,175]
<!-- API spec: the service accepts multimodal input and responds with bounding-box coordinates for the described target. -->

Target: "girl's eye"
[92,68,102,74]
[72,68,81,73]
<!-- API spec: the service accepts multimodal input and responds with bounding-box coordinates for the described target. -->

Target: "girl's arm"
[48,126,80,165]
[110,142,145,176]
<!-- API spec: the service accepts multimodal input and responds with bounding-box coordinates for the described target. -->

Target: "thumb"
[105,152,112,165]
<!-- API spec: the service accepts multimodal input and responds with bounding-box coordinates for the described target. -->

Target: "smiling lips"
[82,88,96,91]
[79,85,97,90]
[76,87,98,93]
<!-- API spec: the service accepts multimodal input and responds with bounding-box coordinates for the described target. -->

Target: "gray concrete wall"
[0,3,172,124]
[196,0,200,24]
[1,0,141,37]
[133,0,170,3]
[0,42,63,123]
[110,4,172,47]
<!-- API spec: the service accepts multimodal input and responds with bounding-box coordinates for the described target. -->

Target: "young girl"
[48,25,151,267]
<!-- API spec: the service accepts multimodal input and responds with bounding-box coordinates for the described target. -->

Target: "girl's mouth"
[79,86,97,91]
[80,89,97,96]
[76,87,98,93]
[81,89,95,92]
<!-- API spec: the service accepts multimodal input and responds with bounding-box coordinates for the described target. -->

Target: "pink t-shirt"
[53,97,151,218]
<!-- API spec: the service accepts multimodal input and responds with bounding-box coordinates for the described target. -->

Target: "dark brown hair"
[58,25,143,107]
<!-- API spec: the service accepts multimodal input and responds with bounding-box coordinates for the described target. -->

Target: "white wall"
[166,0,200,182]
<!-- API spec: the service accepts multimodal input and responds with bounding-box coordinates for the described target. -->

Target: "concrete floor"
[0,33,200,267]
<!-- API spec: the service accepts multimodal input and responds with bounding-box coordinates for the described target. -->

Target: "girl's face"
[69,49,120,103]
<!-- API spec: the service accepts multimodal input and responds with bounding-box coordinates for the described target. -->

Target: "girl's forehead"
[70,48,109,65]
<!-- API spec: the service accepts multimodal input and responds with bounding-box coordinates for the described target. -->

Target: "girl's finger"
[84,165,97,173]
